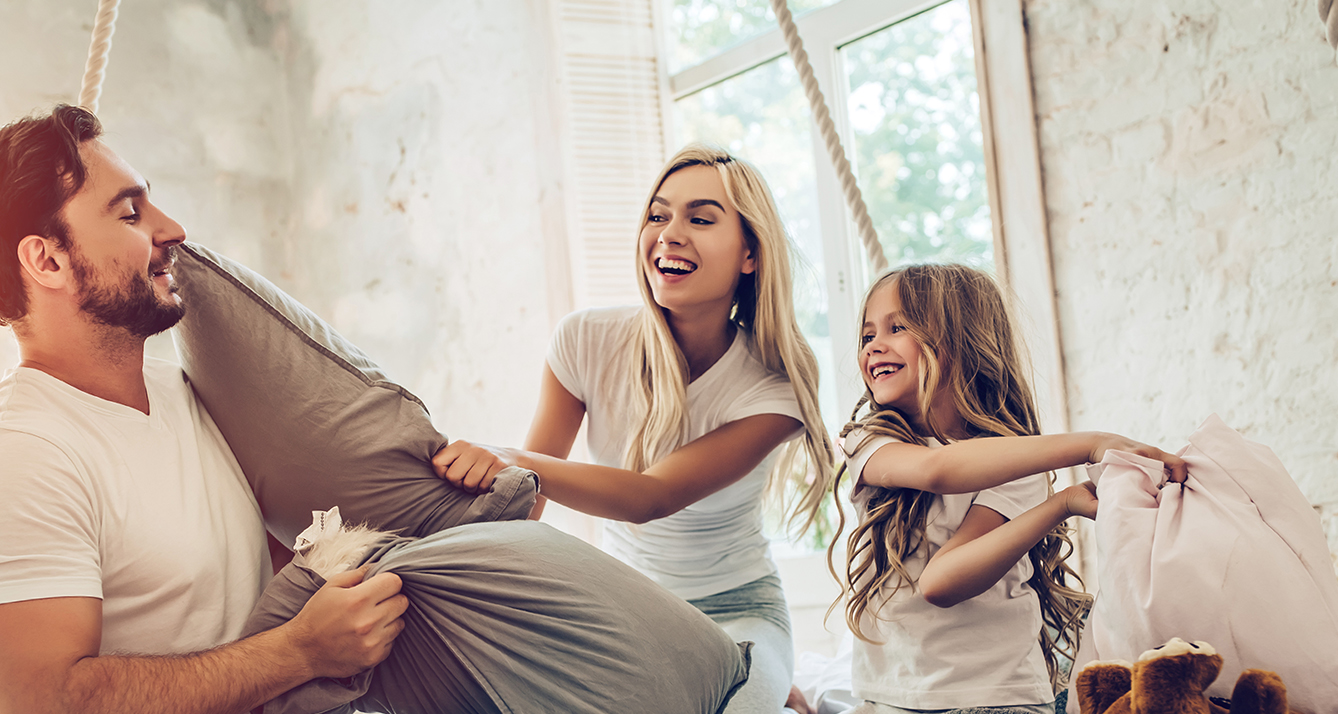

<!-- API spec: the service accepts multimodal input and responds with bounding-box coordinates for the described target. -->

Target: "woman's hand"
[1089,433,1188,483]
[1059,481,1098,520]
[431,440,522,494]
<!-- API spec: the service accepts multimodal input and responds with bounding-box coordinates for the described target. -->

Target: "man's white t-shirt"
[843,428,1054,709]
[0,358,270,655]
[547,306,804,600]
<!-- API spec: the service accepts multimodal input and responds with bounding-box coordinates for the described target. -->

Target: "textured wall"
[271,0,562,443]
[0,0,562,449]
[1026,0,1338,558]
[0,0,295,369]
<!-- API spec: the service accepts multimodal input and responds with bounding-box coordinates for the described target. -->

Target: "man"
[0,105,408,714]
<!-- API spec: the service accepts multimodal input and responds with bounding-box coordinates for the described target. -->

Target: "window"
[658,0,1067,656]
[668,0,1005,444]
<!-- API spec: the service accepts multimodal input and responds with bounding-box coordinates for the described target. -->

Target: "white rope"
[79,0,121,114]
[768,0,888,274]
[1322,0,1338,51]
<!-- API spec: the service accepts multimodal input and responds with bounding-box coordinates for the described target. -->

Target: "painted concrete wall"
[1026,0,1338,560]
[271,0,564,444]
[0,0,564,451]
[0,0,296,370]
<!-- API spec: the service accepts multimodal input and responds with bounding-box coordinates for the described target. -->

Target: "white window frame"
[652,0,1070,439]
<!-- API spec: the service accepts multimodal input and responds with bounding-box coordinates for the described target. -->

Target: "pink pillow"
[1068,414,1338,713]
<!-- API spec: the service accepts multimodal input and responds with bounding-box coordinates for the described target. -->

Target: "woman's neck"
[664,306,736,382]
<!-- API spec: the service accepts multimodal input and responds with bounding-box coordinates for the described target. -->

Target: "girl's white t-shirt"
[843,428,1054,709]
[547,306,804,599]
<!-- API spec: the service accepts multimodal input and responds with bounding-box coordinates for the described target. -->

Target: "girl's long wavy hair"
[828,264,1091,690]
[624,143,835,532]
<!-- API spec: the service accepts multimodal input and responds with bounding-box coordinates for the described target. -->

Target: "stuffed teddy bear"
[1075,638,1298,714]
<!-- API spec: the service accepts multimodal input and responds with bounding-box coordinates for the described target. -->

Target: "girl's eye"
[690,216,714,225]
[859,334,874,345]
[647,213,667,223]
[890,324,905,334]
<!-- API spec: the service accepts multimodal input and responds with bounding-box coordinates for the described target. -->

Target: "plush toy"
[1075,638,1298,714]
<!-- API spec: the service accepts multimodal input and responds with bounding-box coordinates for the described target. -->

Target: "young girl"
[434,144,834,714]
[835,264,1186,713]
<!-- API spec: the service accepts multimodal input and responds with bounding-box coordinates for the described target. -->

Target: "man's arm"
[0,566,407,714]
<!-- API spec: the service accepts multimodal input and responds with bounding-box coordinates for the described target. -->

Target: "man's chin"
[139,303,186,338]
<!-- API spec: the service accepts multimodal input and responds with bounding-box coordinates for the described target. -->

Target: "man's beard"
[71,245,186,339]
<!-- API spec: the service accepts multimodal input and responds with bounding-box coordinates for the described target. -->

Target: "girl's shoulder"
[841,427,903,484]
[841,426,939,460]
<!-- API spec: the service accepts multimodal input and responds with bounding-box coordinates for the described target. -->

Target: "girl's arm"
[520,366,588,520]
[858,432,1185,495]
[917,482,1097,608]
[433,367,802,524]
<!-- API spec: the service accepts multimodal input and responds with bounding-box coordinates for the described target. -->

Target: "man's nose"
[147,201,186,247]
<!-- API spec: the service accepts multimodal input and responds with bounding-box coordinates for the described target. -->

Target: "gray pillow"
[172,242,537,547]
[243,521,752,714]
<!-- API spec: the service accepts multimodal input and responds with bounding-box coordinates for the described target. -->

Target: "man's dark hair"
[0,104,103,325]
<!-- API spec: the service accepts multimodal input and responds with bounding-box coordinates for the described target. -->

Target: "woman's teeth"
[657,258,697,275]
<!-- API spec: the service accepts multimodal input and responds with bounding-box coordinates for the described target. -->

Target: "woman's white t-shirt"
[843,428,1054,709]
[547,306,804,600]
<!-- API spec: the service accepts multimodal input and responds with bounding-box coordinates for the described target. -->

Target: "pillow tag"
[294,506,344,552]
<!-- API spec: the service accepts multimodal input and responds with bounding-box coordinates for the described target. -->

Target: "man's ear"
[15,235,74,291]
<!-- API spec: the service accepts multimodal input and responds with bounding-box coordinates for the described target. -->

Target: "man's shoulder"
[0,359,189,444]
[0,373,89,468]
[0,368,72,435]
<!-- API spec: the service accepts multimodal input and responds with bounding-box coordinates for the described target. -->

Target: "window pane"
[674,57,841,443]
[670,0,838,73]
[843,0,993,277]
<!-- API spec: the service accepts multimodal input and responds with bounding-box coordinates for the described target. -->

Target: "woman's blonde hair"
[623,143,834,532]
[829,263,1091,690]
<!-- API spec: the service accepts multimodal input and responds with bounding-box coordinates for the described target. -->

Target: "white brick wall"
[1026,0,1338,560]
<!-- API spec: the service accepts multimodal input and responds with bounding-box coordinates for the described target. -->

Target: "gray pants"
[690,574,797,714]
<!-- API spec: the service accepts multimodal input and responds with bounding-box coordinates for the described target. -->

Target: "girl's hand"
[1059,481,1099,520]
[431,440,520,494]
[1089,433,1188,483]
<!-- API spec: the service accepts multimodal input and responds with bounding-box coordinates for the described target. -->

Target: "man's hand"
[431,440,521,494]
[1089,433,1188,483]
[283,565,408,680]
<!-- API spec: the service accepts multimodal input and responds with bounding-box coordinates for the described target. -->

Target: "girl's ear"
[740,247,756,275]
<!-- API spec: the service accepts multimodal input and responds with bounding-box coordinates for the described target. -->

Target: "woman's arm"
[858,432,1185,495]
[434,410,802,524]
[917,482,1097,608]
[520,366,587,520]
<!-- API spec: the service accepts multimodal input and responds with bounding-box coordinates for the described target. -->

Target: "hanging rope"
[1322,0,1338,51]
[768,0,888,274]
[79,0,122,114]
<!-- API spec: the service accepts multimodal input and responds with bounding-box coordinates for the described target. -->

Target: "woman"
[435,144,834,713]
